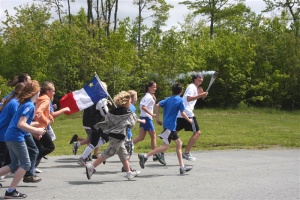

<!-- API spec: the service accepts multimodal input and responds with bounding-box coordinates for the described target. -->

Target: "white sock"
[82,144,94,159]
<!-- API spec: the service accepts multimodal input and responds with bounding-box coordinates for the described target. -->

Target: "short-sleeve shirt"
[177,83,197,118]
[5,99,35,142]
[0,98,19,142]
[159,95,185,131]
[140,93,155,120]
[127,103,136,139]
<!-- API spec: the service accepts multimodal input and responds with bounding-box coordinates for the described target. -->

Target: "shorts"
[139,116,155,131]
[158,129,179,144]
[101,137,128,161]
[176,117,200,133]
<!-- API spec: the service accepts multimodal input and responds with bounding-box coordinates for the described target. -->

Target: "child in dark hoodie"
[85,91,140,180]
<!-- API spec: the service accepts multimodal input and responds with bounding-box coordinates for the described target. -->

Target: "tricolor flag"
[59,76,108,115]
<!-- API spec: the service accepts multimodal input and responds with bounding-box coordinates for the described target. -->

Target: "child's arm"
[155,103,162,126]
[180,111,193,124]
[51,107,70,118]
[137,119,146,124]
[18,116,46,135]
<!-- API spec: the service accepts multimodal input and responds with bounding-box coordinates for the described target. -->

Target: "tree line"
[0,0,299,110]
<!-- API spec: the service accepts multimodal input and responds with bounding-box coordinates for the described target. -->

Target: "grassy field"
[51,108,300,156]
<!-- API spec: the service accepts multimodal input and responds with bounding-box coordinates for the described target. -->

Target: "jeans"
[6,141,31,173]
[25,135,39,176]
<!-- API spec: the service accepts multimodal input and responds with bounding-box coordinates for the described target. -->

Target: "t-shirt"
[177,83,197,118]
[140,93,155,119]
[5,99,35,142]
[127,103,136,139]
[0,97,19,142]
[159,95,185,131]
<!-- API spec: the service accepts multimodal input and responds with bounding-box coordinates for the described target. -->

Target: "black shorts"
[176,117,200,133]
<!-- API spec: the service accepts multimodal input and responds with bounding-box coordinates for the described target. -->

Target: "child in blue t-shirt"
[138,83,193,175]
[0,80,46,199]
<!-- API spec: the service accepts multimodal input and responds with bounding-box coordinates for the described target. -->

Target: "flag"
[59,76,108,115]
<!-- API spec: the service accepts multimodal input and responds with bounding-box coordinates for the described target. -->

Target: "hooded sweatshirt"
[94,107,137,140]
[34,94,54,128]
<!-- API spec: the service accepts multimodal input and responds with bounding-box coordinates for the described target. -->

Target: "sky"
[0,0,267,29]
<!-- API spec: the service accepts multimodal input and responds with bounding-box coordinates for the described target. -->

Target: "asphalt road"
[0,149,299,200]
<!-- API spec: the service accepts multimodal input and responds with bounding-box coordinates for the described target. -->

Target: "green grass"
[51,108,300,156]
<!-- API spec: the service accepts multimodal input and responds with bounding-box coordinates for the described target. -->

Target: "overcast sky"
[0,0,267,29]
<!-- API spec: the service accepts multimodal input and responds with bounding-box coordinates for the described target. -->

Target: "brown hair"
[7,73,31,87]
[40,81,54,96]
[0,83,26,111]
[18,80,40,104]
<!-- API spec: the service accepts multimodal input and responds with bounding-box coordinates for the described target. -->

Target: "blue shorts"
[139,116,155,131]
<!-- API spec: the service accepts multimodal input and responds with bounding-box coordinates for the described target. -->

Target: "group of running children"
[0,72,208,199]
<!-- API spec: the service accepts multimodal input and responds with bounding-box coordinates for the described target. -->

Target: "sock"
[77,142,81,147]
[144,154,148,158]
[82,144,94,159]
[95,138,106,148]
[7,188,15,193]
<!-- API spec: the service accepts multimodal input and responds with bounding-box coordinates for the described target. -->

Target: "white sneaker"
[35,168,43,173]
[0,175,5,180]
[182,153,196,161]
[85,164,95,180]
[125,170,140,180]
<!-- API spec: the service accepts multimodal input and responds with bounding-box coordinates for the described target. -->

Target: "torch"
[203,71,218,100]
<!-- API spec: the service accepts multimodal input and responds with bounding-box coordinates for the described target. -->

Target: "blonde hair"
[18,80,40,104]
[127,90,137,98]
[113,91,131,107]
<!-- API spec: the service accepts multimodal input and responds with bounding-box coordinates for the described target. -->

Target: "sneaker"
[77,157,87,166]
[182,153,196,161]
[179,164,193,174]
[86,155,92,161]
[43,156,48,160]
[69,134,78,144]
[85,164,95,180]
[125,170,141,180]
[35,168,42,173]
[121,167,136,172]
[157,152,166,165]
[92,155,98,160]
[138,154,148,169]
[23,175,42,183]
[4,189,27,199]
[0,175,6,180]
[73,142,79,155]
[153,154,158,161]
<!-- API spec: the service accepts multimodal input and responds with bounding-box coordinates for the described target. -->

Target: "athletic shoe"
[77,157,87,166]
[138,154,148,169]
[35,168,42,173]
[153,154,158,161]
[69,134,78,144]
[0,175,6,180]
[4,189,27,199]
[125,170,141,180]
[73,142,79,155]
[179,164,193,174]
[43,156,48,160]
[121,167,136,172]
[182,153,196,161]
[85,164,95,180]
[157,152,166,165]
[23,175,42,183]
[92,155,98,160]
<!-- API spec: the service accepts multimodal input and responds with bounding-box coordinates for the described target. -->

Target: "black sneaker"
[138,154,148,169]
[153,154,158,161]
[4,189,27,199]
[69,134,78,144]
[92,155,98,160]
[121,167,136,172]
[157,152,166,165]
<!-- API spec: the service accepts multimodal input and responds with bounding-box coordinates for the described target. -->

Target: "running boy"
[138,83,193,174]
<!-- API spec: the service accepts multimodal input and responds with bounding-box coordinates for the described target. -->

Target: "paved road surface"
[0,149,299,200]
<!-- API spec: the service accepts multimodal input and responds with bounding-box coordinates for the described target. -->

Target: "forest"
[0,0,299,110]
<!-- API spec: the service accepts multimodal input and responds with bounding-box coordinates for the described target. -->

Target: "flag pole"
[94,72,117,108]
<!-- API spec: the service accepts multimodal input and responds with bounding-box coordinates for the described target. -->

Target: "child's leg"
[174,138,184,167]
[146,143,168,158]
